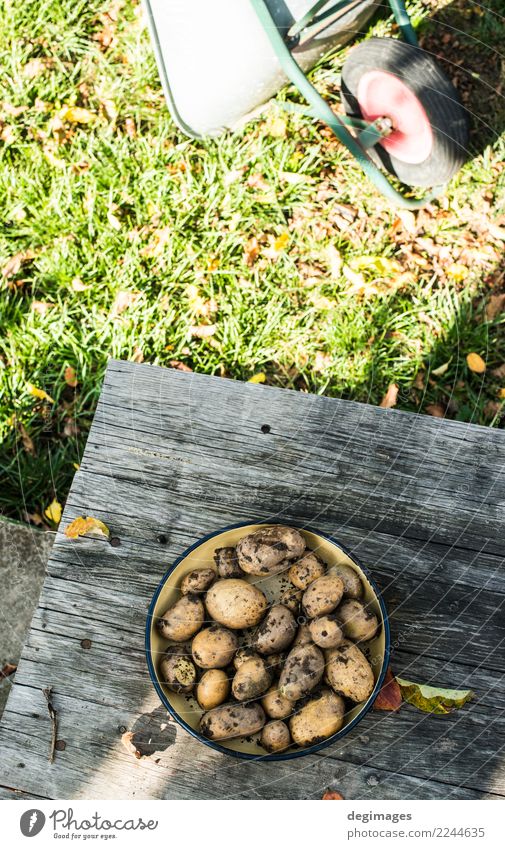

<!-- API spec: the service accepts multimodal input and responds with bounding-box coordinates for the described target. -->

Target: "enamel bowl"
[146,521,390,760]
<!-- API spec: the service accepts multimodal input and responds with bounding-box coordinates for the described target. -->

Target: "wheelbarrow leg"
[387,0,418,46]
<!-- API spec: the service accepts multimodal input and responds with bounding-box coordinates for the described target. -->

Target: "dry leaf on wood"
[379,383,398,409]
[0,663,17,680]
[65,516,110,540]
[396,678,474,715]
[373,667,402,711]
[322,789,344,799]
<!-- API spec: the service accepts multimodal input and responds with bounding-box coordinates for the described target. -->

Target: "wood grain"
[0,359,504,800]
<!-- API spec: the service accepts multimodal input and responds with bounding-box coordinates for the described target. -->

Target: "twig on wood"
[42,687,58,763]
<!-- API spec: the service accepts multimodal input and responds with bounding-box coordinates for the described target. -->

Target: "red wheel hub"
[357,69,433,164]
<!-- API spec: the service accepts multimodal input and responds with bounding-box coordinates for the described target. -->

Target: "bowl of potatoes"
[146,521,390,760]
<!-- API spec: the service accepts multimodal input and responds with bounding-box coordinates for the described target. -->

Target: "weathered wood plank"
[1,359,504,801]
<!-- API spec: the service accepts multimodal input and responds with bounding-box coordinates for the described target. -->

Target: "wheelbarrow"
[144,0,469,208]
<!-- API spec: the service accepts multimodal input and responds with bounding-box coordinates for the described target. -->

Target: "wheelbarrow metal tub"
[144,0,381,138]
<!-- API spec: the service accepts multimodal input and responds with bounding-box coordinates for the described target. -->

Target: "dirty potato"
[181,568,216,595]
[288,551,326,590]
[200,702,266,741]
[327,562,363,598]
[264,652,287,675]
[280,586,302,614]
[236,525,306,576]
[205,578,268,629]
[337,599,379,642]
[308,614,344,649]
[261,720,291,753]
[302,575,344,618]
[278,643,325,701]
[157,594,205,642]
[254,604,297,655]
[159,646,197,694]
[261,686,294,720]
[196,669,230,710]
[192,625,238,669]
[289,689,345,747]
[214,546,243,578]
[325,639,375,702]
[233,647,261,670]
[291,621,312,647]
[232,657,272,702]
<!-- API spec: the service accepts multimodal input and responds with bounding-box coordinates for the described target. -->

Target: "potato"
[159,646,196,694]
[233,647,261,670]
[236,525,305,576]
[181,568,216,595]
[261,686,294,720]
[337,599,379,642]
[254,604,297,655]
[289,689,345,747]
[291,621,312,648]
[280,586,302,614]
[157,594,204,642]
[327,562,363,598]
[205,578,268,629]
[192,625,238,669]
[288,552,325,590]
[196,669,230,710]
[200,702,266,741]
[264,652,287,675]
[232,657,272,701]
[325,639,374,702]
[261,720,291,753]
[302,575,344,618]
[278,643,325,701]
[214,546,243,578]
[308,614,344,649]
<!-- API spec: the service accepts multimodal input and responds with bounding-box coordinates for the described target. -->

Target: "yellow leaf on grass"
[65,516,110,539]
[44,498,62,524]
[350,255,401,275]
[266,114,287,138]
[273,232,289,253]
[379,383,399,409]
[73,462,80,471]
[432,360,451,377]
[64,366,78,387]
[498,388,505,399]
[190,324,217,339]
[62,106,96,124]
[466,352,486,373]
[27,383,54,403]
[248,372,266,384]
[446,263,468,282]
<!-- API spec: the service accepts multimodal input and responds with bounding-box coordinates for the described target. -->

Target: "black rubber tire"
[341,37,470,188]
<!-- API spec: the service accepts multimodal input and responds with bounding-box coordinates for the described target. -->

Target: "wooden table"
[1,359,504,800]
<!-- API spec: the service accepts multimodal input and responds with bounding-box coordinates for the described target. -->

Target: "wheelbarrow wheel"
[341,37,469,188]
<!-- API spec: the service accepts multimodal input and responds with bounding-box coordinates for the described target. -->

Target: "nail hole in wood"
[80,638,92,650]
[110,537,121,547]
[55,740,66,751]
[157,534,168,544]
[261,424,271,434]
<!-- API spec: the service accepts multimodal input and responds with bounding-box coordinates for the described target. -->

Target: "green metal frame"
[250,0,441,208]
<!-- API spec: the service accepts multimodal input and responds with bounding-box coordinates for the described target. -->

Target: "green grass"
[1,0,504,523]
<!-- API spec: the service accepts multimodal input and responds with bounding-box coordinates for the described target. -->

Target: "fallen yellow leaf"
[248,372,266,384]
[431,360,451,377]
[273,232,289,253]
[62,106,96,124]
[64,366,78,387]
[266,114,287,138]
[44,498,62,524]
[350,255,401,275]
[446,263,468,282]
[27,383,54,403]
[466,352,486,374]
[379,384,399,409]
[499,388,505,399]
[65,516,110,539]
[73,462,80,471]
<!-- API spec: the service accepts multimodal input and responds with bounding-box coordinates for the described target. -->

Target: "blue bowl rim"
[145,519,391,762]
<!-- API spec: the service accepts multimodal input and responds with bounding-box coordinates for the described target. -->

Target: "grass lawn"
[1,0,504,525]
